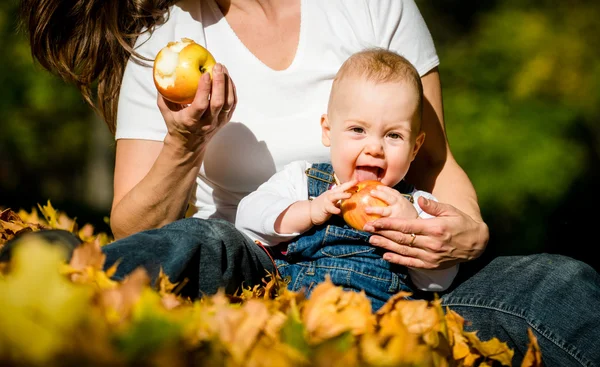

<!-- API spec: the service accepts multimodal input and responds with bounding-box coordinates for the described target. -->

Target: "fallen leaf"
[521,328,542,367]
[0,239,92,364]
[302,277,375,345]
[96,267,150,325]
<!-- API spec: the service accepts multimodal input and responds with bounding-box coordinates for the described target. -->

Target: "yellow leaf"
[445,309,478,362]
[302,277,375,345]
[0,219,29,233]
[217,299,271,364]
[312,333,360,367]
[77,223,95,242]
[465,331,513,366]
[0,239,92,364]
[521,328,542,367]
[16,207,43,225]
[360,329,434,367]
[96,267,150,325]
[246,336,310,367]
[69,239,106,272]
[38,200,60,228]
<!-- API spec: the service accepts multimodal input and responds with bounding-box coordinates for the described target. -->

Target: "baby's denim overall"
[274,163,417,311]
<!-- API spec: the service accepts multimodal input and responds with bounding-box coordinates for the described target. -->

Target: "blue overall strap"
[305,163,335,199]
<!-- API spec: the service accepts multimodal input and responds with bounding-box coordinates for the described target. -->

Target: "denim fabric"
[276,220,412,312]
[101,218,276,298]
[0,229,82,263]
[438,254,600,367]
[276,163,414,311]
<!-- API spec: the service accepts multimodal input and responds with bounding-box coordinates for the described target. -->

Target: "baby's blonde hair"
[330,48,424,121]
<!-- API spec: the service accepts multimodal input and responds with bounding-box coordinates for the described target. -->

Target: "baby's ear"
[411,131,426,161]
[321,114,331,147]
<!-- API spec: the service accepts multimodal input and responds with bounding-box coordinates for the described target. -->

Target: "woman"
[17,0,600,365]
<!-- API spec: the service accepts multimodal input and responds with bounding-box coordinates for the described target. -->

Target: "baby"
[236,48,458,311]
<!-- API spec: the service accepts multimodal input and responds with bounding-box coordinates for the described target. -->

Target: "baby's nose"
[364,139,384,156]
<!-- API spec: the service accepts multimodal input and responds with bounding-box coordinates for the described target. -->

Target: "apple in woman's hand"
[153,38,217,104]
[340,180,388,231]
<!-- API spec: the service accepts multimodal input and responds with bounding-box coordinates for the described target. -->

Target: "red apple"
[153,38,217,104]
[340,180,388,231]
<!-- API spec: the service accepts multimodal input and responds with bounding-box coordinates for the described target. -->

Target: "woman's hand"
[157,63,237,152]
[363,196,489,270]
[109,63,237,238]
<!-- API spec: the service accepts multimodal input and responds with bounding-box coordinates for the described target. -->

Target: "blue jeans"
[101,218,276,298]
[3,220,599,366]
[275,221,413,312]
[438,254,600,367]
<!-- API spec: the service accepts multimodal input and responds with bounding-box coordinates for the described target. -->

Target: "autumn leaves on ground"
[0,202,542,367]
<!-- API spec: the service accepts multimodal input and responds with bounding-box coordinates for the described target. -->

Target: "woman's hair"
[19,0,176,134]
[330,48,424,121]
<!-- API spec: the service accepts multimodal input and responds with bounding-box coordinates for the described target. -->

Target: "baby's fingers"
[330,191,352,202]
[325,200,342,215]
[371,186,410,205]
[365,206,392,217]
[337,179,358,192]
[369,188,396,206]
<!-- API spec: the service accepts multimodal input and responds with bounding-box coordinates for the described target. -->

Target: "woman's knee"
[0,229,82,262]
[167,218,242,241]
[502,253,598,286]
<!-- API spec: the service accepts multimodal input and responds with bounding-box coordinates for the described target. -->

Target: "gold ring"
[409,233,416,246]
[222,108,232,113]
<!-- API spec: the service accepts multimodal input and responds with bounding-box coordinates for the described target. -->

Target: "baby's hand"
[310,180,358,225]
[364,185,418,220]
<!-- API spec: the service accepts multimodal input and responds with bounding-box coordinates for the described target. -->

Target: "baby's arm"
[275,180,357,234]
[236,161,354,246]
[236,161,309,246]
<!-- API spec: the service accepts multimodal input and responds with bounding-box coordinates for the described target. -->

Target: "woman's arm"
[365,67,489,269]
[408,68,483,223]
[110,64,236,239]
[109,138,202,239]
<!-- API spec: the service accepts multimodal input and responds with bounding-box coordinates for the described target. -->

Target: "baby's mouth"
[354,166,383,182]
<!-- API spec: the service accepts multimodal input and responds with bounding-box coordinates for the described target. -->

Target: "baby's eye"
[350,127,365,134]
[387,132,402,140]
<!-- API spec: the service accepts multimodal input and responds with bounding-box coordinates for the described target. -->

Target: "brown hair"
[331,48,424,121]
[19,0,176,134]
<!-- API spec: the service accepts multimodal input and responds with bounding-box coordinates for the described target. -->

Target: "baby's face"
[321,77,424,187]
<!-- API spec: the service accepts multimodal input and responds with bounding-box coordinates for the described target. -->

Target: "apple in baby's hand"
[153,38,217,104]
[340,180,388,231]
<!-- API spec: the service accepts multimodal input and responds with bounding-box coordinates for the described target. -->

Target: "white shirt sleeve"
[115,4,207,141]
[367,0,440,76]
[407,189,459,292]
[235,161,311,246]
[115,28,170,141]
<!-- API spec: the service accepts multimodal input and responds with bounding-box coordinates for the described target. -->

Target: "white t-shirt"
[235,160,458,292]
[116,0,440,222]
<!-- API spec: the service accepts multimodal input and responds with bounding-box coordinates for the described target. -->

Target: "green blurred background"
[1,0,598,270]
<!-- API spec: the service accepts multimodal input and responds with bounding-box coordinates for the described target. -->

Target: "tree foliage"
[422,0,600,266]
[1,0,599,268]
